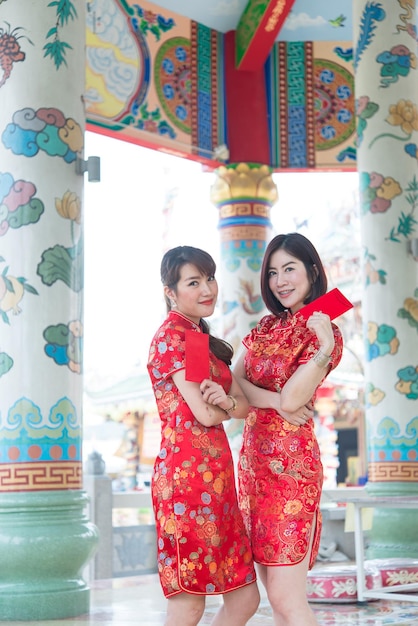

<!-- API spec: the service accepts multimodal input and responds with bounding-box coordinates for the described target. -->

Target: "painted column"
[0,1,98,620]
[210,163,277,353]
[354,1,418,557]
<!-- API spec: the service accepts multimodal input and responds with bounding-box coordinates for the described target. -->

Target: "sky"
[151,0,353,40]
[83,131,359,382]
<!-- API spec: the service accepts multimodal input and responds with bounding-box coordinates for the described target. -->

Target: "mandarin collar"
[167,310,201,331]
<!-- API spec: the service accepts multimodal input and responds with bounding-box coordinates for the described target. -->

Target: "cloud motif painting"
[0,171,44,236]
[2,107,82,162]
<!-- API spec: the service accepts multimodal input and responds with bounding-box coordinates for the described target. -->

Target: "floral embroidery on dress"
[238,312,343,568]
[148,311,256,597]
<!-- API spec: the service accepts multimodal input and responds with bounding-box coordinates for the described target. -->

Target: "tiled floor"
[2,573,418,625]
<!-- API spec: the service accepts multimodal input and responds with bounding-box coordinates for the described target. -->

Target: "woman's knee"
[189,598,205,622]
[166,594,205,625]
[266,578,310,618]
[226,582,260,619]
[271,595,293,617]
[244,582,261,615]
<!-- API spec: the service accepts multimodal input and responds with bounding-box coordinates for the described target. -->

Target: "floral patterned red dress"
[147,311,256,598]
[238,311,343,568]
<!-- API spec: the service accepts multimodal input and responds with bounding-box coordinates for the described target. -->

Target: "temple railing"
[84,475,156,580]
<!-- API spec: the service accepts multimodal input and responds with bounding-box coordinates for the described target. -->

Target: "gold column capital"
[210,162,278,205]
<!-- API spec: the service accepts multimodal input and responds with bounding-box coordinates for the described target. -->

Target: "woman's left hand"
[200,379,228,409]
[280,403,314,426]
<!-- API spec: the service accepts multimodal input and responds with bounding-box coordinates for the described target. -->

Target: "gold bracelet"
[226,394,237,413]
[312,349,331,368]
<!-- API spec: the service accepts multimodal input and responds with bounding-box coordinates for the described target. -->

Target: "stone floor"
[1,573,418,625]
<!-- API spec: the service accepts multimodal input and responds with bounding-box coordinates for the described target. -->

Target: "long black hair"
[160,246,233,365]
[260,233,328,316]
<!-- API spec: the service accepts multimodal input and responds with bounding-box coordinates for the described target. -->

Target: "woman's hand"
[280,403,314,427]
[172,371,231,427]
[306,311,335,355]
[200,379,230,411]
[200,376,250,420]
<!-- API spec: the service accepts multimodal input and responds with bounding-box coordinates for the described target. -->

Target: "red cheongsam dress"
[238,311,343,568]
[147,310,256,597]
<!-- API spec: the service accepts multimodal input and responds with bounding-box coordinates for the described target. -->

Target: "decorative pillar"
[0,1,98,620]
[354,0,418,557]
[210,162,278,353]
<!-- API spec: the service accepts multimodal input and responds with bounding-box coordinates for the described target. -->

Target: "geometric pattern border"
[219,224,271,242]
[0,461,82,491]
[368,462,418,482]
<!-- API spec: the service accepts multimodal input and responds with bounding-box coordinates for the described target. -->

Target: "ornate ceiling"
[86,0,356,169]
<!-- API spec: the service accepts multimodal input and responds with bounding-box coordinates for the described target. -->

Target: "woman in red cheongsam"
[234,233,343,626]
[147,246,259,626]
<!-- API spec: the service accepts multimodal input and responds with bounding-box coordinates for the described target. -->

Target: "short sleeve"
[287,322,343,369]
[147,323,186,385]
[297,323,344,369]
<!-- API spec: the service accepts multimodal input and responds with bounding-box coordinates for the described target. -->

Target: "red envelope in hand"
[185,330,210,382]
[298,288,353,321]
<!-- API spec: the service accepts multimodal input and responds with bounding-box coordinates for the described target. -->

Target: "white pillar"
[354,0,418,557]
[0,1,98,618]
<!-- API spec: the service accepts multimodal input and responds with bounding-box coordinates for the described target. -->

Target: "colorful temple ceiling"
[86,0,355,170]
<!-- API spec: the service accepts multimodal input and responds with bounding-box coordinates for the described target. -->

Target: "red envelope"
[298,288,353,321]
[185,330,210,382]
